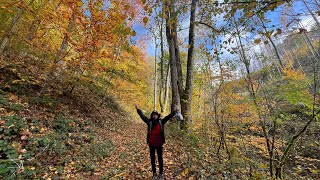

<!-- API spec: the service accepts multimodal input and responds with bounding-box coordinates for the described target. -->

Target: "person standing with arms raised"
[135,104,177,179]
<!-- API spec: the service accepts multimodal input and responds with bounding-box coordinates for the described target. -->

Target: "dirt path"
[93,121,188,179]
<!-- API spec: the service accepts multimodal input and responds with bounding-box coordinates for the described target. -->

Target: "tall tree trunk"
[165,0,181,112]
[180,0,197,130]
[154,35,158,110]
[171,3,184,97]
[159,20,165,113]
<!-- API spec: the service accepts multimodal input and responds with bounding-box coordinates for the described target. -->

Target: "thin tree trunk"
[288,44,304,72]
[40,13,76,96]
[163,65,170,113]
[0,0,36,54]
[258,15,284,68]
[299,22,320,61]
[235,19,274,177]
[276,113,318,179]
[264,42,281,75]
[303,0,320,28]
[27,0,51,41]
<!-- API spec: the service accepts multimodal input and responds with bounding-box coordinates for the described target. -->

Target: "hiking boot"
[158,174,163,180]
[152,173,157,180]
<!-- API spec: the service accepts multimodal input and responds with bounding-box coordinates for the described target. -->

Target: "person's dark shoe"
[152,173,157,180]
[158,174,163,180]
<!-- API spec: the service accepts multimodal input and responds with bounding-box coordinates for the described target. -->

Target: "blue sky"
[130,0,319,60]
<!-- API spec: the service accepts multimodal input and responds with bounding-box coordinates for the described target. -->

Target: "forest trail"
[1,0,319,179]
[87,121,188,179]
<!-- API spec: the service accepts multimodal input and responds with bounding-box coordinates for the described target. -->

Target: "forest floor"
[90,121,192,179]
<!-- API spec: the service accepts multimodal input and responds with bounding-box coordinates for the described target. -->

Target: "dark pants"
[149,146,163,174]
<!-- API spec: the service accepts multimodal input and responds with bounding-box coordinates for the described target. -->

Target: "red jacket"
[137,109,176,145]
[149,122,163,146]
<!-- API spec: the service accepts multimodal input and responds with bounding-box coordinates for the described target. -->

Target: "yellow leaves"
[258,163,268,169]
[310,169,318,175]
[283,66,306,82]
[246,11,254,17]
[143,17,149,25]
[167,160,174,165]
[114,172,126,177]
[40,127,45,133]
[180,167,189,177]
[28,166,36,170]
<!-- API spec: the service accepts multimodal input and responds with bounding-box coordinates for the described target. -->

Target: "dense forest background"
[0,0,319,179]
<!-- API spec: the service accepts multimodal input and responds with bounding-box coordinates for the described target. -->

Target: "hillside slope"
[0,55,218,179]
[0,71,220,180]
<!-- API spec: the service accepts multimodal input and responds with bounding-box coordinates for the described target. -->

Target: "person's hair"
[150,110,160,118]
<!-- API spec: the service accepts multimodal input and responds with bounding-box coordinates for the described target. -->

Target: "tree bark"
[163,65,170,113]
[164,0,181,112]
[159,20,165,113]
[171,3,184,97]
[180,0,197,130]
[40,13,76,95]
[154,34,157,110]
